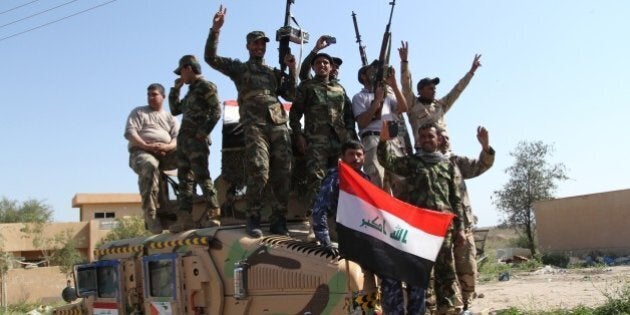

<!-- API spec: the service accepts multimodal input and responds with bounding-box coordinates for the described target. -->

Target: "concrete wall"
[0,266,67,304]
[534,189,630,256]
[81,203,142,221]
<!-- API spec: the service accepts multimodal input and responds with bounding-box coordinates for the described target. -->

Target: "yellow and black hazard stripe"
[53,307,82,315]
[354,291,380,311]
[94,245,143,257]
[148,236,209,249]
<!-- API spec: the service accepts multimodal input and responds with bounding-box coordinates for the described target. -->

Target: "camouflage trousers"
[361,134,408,199]
[129,148,177,216]
[243,123,292,220]
[176,135,219,213]
[380,277,425,315]
[425,230,463,315]
[454,229,477,307]
[304,133,343,205]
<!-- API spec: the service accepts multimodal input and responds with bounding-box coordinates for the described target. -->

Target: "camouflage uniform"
[169,76,221,216]
[377,141,464,315]
[289,75,357,204]
[124,106,178,226]
[400,61,473,148]
[205,29,295,223]
[450,147,495,309]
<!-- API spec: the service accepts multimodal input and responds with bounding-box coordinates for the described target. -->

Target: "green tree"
[0,197,52,223]
[492,141,568,254]
[48,229,85,276]
[100,216,151,245]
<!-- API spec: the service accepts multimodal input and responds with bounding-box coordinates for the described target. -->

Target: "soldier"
[168,55,222,233]
[440,126,495,311]
[124,83,178,234]
[290,52,357,205]
[352,62,409,197]
[204,5,297,238]
[298,35,343,81]
[399,41,481,149]
[377,122,465,315]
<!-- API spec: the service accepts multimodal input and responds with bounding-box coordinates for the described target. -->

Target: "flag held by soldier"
[336,161,454,287]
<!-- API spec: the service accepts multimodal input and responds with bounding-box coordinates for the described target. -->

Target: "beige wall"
[0,266,67,304]
[534,189,630,256]
[81,203,142,221]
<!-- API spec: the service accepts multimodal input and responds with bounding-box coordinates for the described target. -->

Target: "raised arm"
[453,126,495,179]
[440,54,481,112]
[168,78,184,116]
[386,67,407,114]
[299,36,334,81]
[377,121,411,175]
[398,41,415,108]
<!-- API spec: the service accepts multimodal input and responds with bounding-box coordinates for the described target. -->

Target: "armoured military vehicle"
[52,101,379,315]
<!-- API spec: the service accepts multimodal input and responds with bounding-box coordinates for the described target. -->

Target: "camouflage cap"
[246,31,270,44]
[174,55,201,75]
[417,77,440,90]
[311,52,334,66]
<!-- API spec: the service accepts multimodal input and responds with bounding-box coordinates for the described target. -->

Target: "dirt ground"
[470,265,630,313]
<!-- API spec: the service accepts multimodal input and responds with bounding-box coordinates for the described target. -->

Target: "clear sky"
[1,0,629,227]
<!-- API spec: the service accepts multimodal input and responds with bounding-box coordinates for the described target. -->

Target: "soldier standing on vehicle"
[124,83,178,234]
[440,126,495,311]
[352,63,409,198]
[204,5,297,238]
[168,55,222,233]
[399,41,481,149]
[298,35,343,81]
[290,52,357,205]
[378,122,465,315]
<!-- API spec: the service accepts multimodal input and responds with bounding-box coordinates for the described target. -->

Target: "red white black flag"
[336,162,454,287]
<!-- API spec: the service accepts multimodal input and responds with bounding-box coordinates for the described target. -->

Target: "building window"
[94,212,116,219]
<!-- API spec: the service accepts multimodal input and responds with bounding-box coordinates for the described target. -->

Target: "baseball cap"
[246,31,270,44]
[417,77,440,90]
[311,52,334,65]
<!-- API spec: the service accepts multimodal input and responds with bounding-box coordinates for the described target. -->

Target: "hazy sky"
[1,0,628,227]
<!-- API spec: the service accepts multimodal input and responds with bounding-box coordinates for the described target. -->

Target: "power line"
[0,0,117,42]
[0,0,42,16]
[1,0,82,29]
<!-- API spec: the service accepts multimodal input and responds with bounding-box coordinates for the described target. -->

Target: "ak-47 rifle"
[369,0,397,120]
[276,0,309,92]
[351,11,368,67]
[372,0,396,89]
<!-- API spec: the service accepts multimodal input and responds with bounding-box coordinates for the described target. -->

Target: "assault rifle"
[372,0,396,89]
[276,0,309,92]
[351,11,368,67]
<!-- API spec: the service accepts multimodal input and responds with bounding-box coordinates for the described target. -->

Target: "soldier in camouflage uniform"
[298,35,343,81]
[124,83,178,234]
[377,122,465,315]
[204,6,297,238]
[290,52,357,205]
[168,55,222,233]
[440,126,495,311]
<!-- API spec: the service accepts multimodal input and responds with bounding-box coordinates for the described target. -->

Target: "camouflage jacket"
[377,141,464,231]
[204,30,296,126]
[289,76,357,141]
[169,77,221,143]
[450,147,495,228]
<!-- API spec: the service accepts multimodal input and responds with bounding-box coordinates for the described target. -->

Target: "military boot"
[199,207,221,228]
[169,211,195,233]
[144,210,163,234]
[269,214,290,236]
[246,214,263,238]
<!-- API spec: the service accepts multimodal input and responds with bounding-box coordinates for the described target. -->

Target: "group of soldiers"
[124,5,494,314]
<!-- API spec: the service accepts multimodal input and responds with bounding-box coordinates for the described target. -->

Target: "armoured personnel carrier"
[52,101,379,314]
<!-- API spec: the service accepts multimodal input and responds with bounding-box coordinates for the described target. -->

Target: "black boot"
[246,214,263,238]
[269,215,289,236]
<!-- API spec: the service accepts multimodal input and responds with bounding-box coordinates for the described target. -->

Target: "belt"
[240,89,274,100]
[360,131,380,139]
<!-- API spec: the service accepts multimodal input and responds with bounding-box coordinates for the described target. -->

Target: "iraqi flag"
[336,162,454,287]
